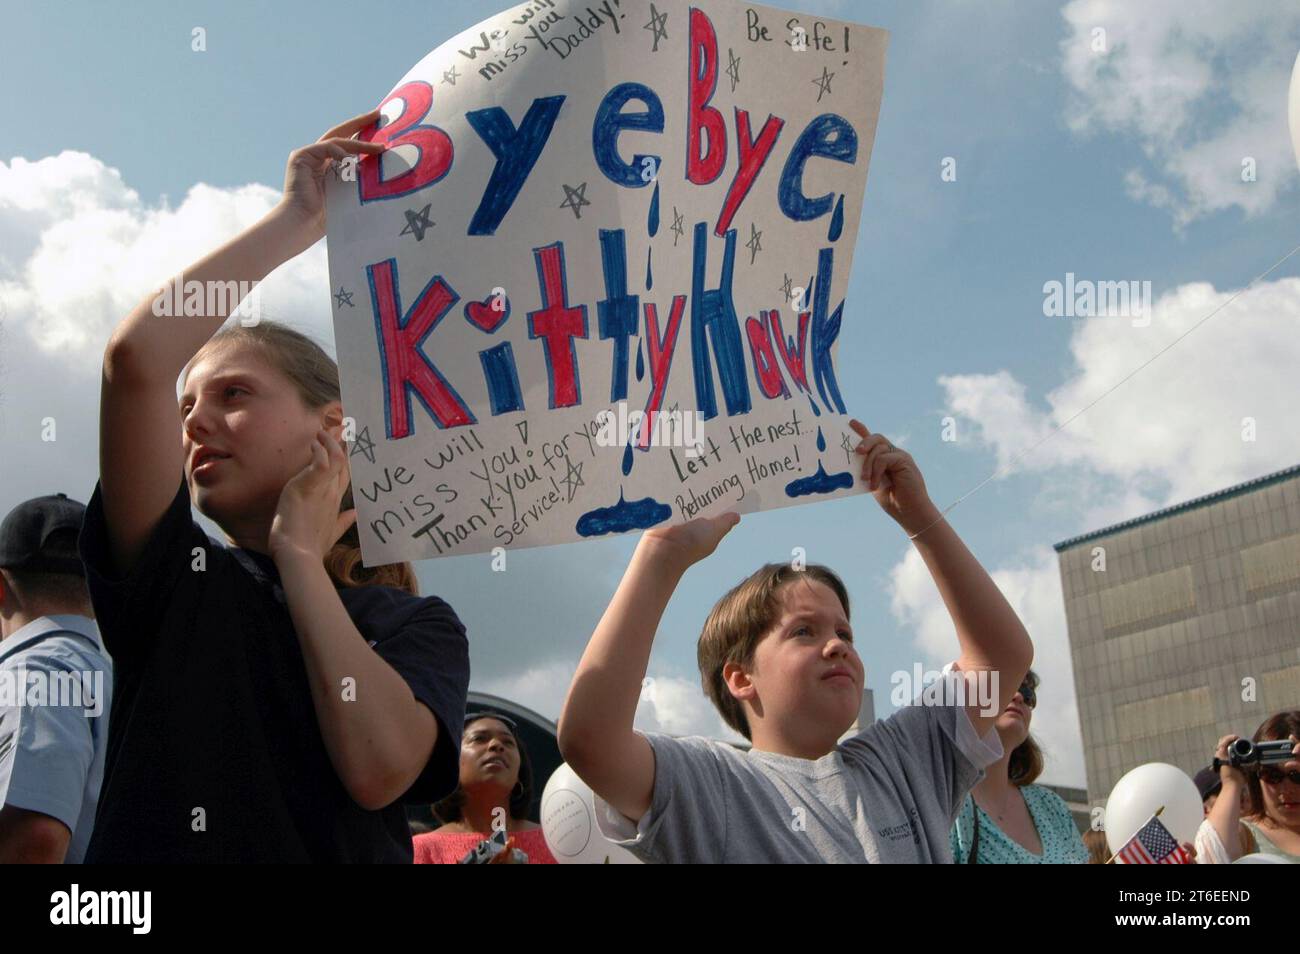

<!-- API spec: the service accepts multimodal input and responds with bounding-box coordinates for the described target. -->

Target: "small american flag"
[1117,815,1190,865]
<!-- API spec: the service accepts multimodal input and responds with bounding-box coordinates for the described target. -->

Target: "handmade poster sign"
[324,0,888,565]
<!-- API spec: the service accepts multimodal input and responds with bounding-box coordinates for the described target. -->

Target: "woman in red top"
[414,714,557,864]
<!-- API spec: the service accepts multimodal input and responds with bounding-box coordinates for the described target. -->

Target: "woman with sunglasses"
[412,712,557,864]
[950,670,1089,863]
[1197,709,1300,863]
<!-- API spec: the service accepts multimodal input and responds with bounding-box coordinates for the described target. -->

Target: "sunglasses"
[1259,767,1300,786]
[1016,681,1037,709]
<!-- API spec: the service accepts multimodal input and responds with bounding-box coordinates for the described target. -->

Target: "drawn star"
[812,66,835,103]
[334,286,354,308]
[670,207,685,246]
[400,203,435,241]
[840,431,855,466]
[746,223,763,265]
[560,455,586,502]
[779,273,794,304]
[442,65,460,86]
[655,402,680,441]
[644,3,668,52]
[726,48,741,93]
[559,182,591,220]
[349,425,376,465]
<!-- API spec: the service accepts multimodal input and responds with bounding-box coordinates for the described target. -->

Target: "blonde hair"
[187,321,418,595]
[697,563,850,740]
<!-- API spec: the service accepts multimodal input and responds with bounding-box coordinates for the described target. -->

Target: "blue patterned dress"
[950,784,1089,863]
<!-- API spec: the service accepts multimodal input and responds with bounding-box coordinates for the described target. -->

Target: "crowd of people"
[2,111,1296,864]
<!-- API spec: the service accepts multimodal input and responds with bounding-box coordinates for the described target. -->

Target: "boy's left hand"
[850,420,938,533]
[270,429,357,562]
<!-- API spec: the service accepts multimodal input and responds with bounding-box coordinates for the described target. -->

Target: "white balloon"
[1290,51,1300,173]
[1104,763,1203,857]
[541,762,642,864]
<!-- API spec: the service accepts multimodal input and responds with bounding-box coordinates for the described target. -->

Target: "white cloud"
[1060,0,1300,226]
[474,660,743,743]
[474,659,576,722]
[940,276,1300,514]
[888,545,1086,787]
[0,149,342,555]
[0,150,329,358]
[638,672,745,741]
[925,272,1300,793]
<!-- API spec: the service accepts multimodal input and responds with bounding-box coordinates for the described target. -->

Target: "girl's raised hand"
[642,512,741,570]
[850,420,936,531]
[269,429,357,563]
[277,108,387,243]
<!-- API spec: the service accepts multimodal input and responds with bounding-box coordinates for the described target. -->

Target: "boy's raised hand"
[850,420,938,534]
[277,108,387,243]
[642,512,741,570]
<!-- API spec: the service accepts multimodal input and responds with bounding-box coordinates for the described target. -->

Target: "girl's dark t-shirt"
[77,477,470,863]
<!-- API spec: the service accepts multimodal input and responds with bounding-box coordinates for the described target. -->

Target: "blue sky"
[4,0,1300,787]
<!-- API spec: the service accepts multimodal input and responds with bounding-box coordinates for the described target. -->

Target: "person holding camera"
[1195,710,1300,863]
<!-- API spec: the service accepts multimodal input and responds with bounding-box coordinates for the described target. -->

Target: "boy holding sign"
[557,423,1032,862]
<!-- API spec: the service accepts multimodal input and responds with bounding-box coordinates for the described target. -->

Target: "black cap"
[1194,766,1222,801]
[0,493,87,576]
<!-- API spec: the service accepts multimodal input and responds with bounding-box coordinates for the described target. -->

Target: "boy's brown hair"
[697,562,851,740]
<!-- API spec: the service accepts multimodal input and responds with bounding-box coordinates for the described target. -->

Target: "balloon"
[1290,51,1300,173]
[541,763,642,864]
[1233,852,1289,864]
[1104,763,1203,857]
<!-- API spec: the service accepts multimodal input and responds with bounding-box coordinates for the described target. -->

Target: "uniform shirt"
[594,669,1003,863]
[78,477,470,862]
[0,614,112,863]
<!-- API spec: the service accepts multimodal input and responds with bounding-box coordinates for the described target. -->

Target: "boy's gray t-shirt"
[594,675,1003,863]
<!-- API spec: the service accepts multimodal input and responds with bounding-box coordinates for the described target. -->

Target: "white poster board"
[325,0,888,564]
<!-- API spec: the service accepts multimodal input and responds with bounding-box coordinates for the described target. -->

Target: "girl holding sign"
[78,110,471,862]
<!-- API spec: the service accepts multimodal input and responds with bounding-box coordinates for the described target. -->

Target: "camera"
[457,826,530,864]
[1212,738,1295,772]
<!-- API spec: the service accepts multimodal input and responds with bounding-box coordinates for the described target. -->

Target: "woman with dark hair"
[1196,709,1300,863]
[950,670,1088,863]
[413,714,557,864]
